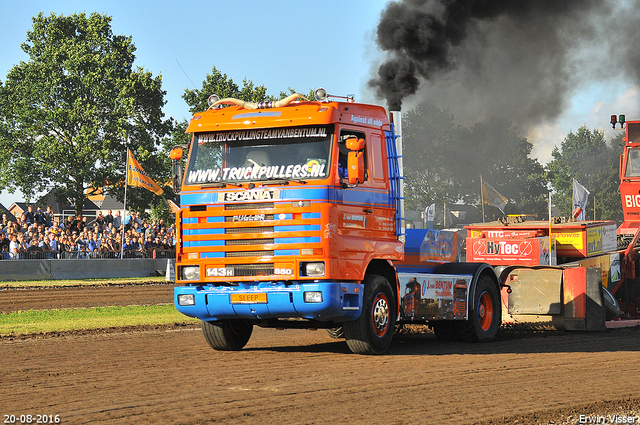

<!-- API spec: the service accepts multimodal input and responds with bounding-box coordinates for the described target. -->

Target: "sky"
[1,0,638,208]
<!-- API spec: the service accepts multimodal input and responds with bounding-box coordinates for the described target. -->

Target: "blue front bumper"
[174,281,363,322]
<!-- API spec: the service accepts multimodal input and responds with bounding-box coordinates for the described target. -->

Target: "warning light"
[611,114,626,129]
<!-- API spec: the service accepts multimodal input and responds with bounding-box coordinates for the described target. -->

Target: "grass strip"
[0,304,197,335]
[0,276,169,288]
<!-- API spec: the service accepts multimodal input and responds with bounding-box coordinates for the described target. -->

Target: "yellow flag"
[127,150,163,195]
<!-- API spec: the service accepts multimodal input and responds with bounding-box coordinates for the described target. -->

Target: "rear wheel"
[201,319,253,351]
[456,275,500,342]
[344,274,396,354]
[602,285,622,320]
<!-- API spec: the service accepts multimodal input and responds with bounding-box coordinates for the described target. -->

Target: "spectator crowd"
[0,205,176,260]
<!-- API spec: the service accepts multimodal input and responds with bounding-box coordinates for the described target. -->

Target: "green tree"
[402,102,548,221]
[0,12,171,215]
[182,67,271,115]
[402,103,469,211]
[546,126,622,222]
[465,118,548,220]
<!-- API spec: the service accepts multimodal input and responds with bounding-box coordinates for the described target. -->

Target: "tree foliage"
[0,12,171,215]
[546,126,622,222]
[402,102,548,221]
[181,67,272,115]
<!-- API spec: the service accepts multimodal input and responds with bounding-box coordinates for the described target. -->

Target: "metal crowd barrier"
[2,250,176,260]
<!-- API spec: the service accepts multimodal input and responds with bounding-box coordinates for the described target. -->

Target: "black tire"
[343,274,396,354]
[326,326,345,339]
[456,274,501,342]
[201,319,253,351]
[431,321,458,341]
[602,285,622,320]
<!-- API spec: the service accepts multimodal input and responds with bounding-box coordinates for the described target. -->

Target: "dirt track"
[0,282,173,312]
[1,284,640,424]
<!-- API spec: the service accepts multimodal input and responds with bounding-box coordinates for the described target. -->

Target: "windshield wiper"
[200,181,243,188]
[262,177,308,186]
[200,182,227,188]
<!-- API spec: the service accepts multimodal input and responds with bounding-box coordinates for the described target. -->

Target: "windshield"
[626,147,640,177]
[185,125,334,185]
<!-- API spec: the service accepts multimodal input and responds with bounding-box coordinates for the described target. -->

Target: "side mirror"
[170,147,184,193]
[347,151,365,185]
[346,137,365,151]
[346,138,365,185]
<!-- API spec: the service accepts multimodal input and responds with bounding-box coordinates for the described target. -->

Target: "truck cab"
[172,91,501,354]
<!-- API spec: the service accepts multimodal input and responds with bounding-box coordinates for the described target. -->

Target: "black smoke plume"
[369,0,635,126]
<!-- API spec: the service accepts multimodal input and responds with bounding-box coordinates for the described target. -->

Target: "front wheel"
[456,274,501,342]
[201,319,253,351]
[344,274,396,354]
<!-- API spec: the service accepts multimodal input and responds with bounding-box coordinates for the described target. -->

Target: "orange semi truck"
[172,90,501,354]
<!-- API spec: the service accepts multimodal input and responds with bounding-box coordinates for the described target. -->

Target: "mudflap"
[502,266,606,331]
[563,267,606,331]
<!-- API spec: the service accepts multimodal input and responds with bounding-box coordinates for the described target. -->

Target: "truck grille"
[233,263,275,276]
[181,203,321,278]
[225,202,274,210]
[226,226,275,234]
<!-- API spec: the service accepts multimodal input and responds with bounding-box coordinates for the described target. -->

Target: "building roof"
[0,203,16,221]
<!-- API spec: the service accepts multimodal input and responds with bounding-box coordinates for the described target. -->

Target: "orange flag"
[127,150,163,195]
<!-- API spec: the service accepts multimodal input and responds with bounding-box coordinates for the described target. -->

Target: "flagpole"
[548,191,552,237]
[121,149,129,260]
[480,175,485,223]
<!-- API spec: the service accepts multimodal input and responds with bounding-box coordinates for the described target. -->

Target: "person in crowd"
[39,235,54,259]
[44,205,54,227]
[144,235,156,257]
[104,222,115,237]
[9,234,19,259]
[34,206,46,226]
[104,209,114,227]
[0,232,9,253]
[92,222,102,237]
[49,234,59,258]
[122,235,133,258]
[100,237,116,258]
[1,245,10,260]
[80,215,89,232]
[15,216,26,233]
[111,235,121,256]
[24,205,34,225]
[113,210,122,229]
[87,233,99,254]
[58,235,70,258]
[129,235,146,258]
[69,215,82,233]
[95,211,105,228]
[124,212,136,232]
[26,234,43,259]
[132,221,143,235]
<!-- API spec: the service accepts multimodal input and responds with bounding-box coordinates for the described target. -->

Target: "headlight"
[304,291,323,303]
[181,266,200,281]
[302,262,325,277]
[177,294,195,306]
